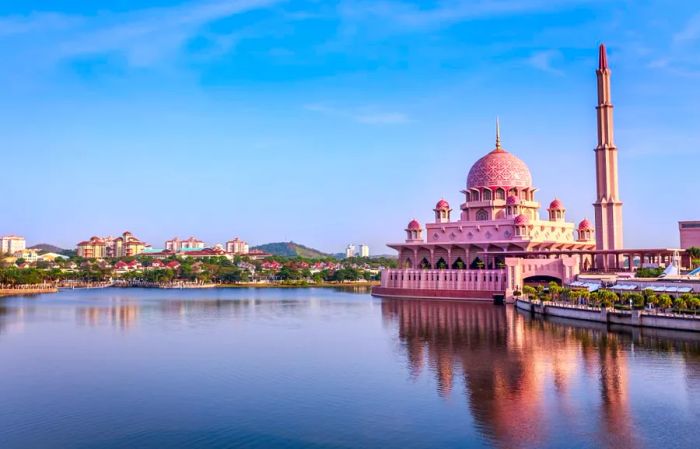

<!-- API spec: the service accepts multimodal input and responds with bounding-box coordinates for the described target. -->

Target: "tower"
[594,44,623,264]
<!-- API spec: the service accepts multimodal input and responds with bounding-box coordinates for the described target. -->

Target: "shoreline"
[1,282,378,298]
[0,287,58,298]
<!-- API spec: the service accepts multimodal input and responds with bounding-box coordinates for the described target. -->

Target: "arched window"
[465,192,471,202]
[476,209,488,221]
[483,189,492,201]
[471,190,480,201]
[452,257,465,269]
[495,188,505,200]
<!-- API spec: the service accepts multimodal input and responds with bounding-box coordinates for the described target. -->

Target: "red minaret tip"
[598,43,608,70]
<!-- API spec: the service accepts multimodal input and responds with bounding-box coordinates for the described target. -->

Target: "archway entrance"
[523,275,562,287]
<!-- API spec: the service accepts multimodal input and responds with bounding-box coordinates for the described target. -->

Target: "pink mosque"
[374,44,680,302]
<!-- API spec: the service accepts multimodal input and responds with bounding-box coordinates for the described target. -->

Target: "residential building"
[13,248,40,263]
[113,231,147,257]
[345,244,356,258]
[76,231,149,259]
[359,244,370,257]
[1,235,26,254]
[77,237,108,259]
[679,221,700,249]
[226,237,249,254]
[165,236,205,252]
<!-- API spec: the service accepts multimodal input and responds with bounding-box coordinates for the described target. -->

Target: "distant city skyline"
[2,1,699,253]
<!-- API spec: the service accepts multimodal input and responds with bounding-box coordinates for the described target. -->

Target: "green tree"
[548,281,562,301]
[522,285,536,300]
[674,297,687,312]
[628,293,645,309]
[657,294,673,310]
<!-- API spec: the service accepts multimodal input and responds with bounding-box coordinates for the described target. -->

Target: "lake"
[1,288,699,449]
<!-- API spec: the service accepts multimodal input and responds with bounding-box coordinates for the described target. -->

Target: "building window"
[483,190,492,201]
[495,188,505,200]
[476,209,488,221]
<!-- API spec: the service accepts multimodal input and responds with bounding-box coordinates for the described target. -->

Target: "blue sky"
[1,0,699,253]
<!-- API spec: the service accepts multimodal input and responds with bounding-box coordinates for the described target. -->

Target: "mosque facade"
[374,44,626,301]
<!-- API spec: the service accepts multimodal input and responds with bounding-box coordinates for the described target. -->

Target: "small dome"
[514,214,530,225]
[578,218,593,231]
[435,199,450,210]
[549,198,564,210]
[407,219,422,230]
[506,195,519,205]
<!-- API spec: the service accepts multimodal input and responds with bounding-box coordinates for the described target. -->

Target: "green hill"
[29,243,71,255]
[253,242,330,258]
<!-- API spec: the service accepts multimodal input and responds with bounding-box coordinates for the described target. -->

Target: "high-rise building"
[226,237,249,255]
[0,235,26,254]
[359,244,370,257]
[593,44,624,265]
[345,244,356,258]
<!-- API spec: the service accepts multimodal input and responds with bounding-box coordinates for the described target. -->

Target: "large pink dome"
[467,148,532,189]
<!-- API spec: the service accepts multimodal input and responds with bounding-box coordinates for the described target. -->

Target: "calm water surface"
[1,288,699,449]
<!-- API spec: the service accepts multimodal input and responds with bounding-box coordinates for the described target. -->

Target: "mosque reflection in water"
[381,299,700,449]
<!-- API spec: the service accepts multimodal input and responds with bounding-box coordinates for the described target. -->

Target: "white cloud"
[304,103,410,125]
[673,12,700,44]
[527,49,564,75]
[0,0,282,67]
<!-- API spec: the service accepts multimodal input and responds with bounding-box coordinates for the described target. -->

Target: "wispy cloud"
[0,0,281,68]
[646,12,700,77]
[526,49,564,75]
[673,12,700,44]
[338,0,601,31]
[304,103,410,125]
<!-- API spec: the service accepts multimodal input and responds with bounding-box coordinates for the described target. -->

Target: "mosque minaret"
[594,43,624,261]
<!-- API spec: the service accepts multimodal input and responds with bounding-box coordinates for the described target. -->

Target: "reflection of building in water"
[382,299,636,449]
[78,304,139,329]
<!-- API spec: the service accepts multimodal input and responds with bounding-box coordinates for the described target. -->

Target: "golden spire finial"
[495,116,502,150]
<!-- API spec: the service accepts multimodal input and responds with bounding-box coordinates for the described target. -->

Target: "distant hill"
[253,242,330,258]
[29,243,69,254]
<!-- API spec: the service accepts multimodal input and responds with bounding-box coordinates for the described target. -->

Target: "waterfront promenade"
[515,297,700,332]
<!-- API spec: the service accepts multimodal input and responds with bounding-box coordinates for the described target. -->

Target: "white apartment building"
[1,235,26,254]
[226,237,250,254]
[359,244,370,258]
[345,244,356,258]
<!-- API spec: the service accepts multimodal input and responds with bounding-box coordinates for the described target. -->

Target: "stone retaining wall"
[515,299,700,332]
